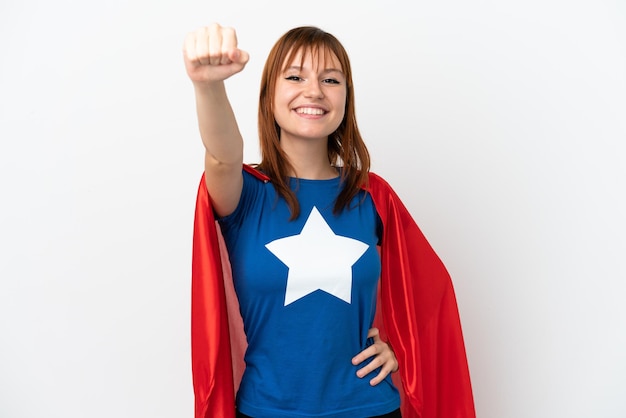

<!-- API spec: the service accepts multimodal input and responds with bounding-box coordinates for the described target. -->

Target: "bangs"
[274,26,349,76]
[282,43,342,73]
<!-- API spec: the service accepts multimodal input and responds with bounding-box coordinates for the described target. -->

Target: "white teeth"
[296,107,325,115]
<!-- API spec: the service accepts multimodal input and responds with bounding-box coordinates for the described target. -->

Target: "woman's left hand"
[351,327,399,386]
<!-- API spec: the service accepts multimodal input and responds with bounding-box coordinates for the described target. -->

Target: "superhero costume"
[191,165,475,418]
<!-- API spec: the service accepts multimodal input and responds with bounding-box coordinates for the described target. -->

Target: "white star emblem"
[265,206,369,306]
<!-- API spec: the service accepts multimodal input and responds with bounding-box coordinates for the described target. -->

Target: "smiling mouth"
[295,107,326,115]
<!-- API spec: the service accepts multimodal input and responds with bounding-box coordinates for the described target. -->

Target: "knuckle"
[222,26,235,37]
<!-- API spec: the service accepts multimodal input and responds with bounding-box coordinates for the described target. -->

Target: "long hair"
[257,26,370,220]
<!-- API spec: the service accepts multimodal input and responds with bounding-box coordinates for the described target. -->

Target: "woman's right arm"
[183,23,250,217]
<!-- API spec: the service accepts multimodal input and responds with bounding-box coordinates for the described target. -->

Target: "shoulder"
[218,166,269,226]
[366,171,395,196]
[365,171,413,222]
[243,164,270,182]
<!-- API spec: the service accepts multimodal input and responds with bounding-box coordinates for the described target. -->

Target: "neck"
[281,136,338,180]
[290,162,339,180]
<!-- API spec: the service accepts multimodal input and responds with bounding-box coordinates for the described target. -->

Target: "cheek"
[336,91,347,118]
[338,88,347,107]
[274,88,297,113]
[272,96,290,127]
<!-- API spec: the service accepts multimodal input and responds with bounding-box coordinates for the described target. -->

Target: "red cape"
[191,165,475,418]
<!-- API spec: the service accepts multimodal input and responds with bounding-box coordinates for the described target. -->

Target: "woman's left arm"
[351,327,399,386]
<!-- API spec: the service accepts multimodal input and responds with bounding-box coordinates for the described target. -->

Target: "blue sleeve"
[217,169,263,235]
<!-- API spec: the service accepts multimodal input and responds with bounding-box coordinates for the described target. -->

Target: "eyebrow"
[284,65,344,75]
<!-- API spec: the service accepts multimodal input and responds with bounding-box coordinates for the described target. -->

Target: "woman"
[183,23,475,418]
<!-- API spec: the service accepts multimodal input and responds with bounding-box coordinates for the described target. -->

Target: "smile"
[295,107,326,115]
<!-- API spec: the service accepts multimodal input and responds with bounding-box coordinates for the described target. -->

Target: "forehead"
[282,46,342,71]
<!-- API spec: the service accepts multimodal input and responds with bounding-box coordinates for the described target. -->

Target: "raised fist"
[183,23,250,84]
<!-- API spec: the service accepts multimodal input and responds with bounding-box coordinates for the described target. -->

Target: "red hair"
[257,26,370,220]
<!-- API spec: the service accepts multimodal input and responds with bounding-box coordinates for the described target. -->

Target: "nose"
[304,80,324,99]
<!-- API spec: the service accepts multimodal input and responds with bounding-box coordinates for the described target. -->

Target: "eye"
[322,78,341,85]
[285,75,303,81]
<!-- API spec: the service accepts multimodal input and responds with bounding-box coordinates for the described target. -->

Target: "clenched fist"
[183,23,250,85]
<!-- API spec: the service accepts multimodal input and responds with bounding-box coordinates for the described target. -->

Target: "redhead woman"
[183,23,475,418]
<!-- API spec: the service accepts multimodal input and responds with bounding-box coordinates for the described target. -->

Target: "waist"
[236,407,402,418]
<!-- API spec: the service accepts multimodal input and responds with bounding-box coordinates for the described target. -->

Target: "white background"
[1,1,625,417]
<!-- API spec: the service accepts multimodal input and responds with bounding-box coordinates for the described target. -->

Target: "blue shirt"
[218,170,400,417]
